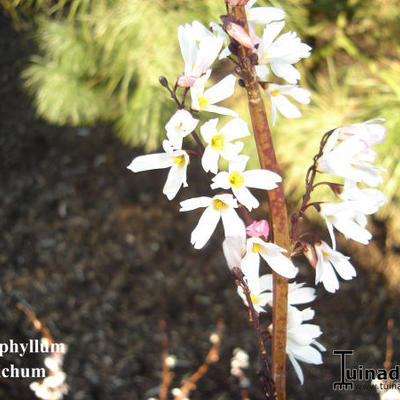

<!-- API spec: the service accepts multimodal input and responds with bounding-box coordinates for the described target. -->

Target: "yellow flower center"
[174,155,186,166]
[198,96,209,109]
[271,89,280,96]
[210,134,225,151]
[250,294,260,305]
[212,199,228,211]
[228,171,244,188]
[264,51,268,59]
[252,243,261,253]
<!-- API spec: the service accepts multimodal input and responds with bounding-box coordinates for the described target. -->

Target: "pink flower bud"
[177,75,197,88]
[226,0,249,6]
[246,220,269,238]
[226,22,255,50]
[223,236,244,270]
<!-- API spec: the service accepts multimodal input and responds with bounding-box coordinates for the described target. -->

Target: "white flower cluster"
[30,338,68,400]
[313,119,387,292]
[126,1,388,388]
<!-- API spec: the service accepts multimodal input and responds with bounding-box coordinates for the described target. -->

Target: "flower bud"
[159,76,169,88]
[177,75,197,88]
[222,236,244,270]
[225,22,255,49]
[246,220,269,238]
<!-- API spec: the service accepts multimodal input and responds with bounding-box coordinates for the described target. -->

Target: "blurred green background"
[3,0,400,244]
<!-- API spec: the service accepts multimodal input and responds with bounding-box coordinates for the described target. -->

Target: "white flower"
[237,273,272,313]
[314,241,356,293]
[335,118,386,146]
[341,180,387,215]
[210,22,231,59]
[320,202,372,248]
[318,125,386,187]
[191,70,238,116]
[200,118,250,174]
[241,237,298,280]
[127,140,189,200]
[266,83,311,125]
[286,305,325,385]
[165,110,199,149]
[251,275,316,307]
[179,194,246,249]
[177,21,223,86]
[318,139,385,187]
[245,1,286,26]
[211,155,282,210]
[257,21,311,84]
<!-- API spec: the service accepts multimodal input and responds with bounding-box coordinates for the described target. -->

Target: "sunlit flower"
[320,202,372,249]
[241,237,298,281]
[200,118,250,174]
[314,241,356,293]
[191,70,238,116]
[127,140,189,200]
[340,180,387,215]
[257,21,311,83]
[180,194,245,249]
[266,83,311,125]
[211,155,282,211]
[318,122,386,187]
[165,109,199,149]
[177,21,223,87]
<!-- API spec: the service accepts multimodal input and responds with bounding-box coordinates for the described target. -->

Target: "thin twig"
[159,320,174,400]
[233,268,275,399]
[174,320,224,400]
[17,303,54,344]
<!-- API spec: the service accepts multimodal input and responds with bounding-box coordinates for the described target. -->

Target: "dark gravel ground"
[1,14,399,400]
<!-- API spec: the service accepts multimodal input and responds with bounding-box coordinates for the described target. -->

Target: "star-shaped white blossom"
[127,140,189,200]
[314,241,356,293]
[257,21,311,84]
[200,118,250,174]
[237,273,272,313]
[165,109,199,149]
[266,83,311,125]
[191,70,238,116]
[210,155,282,211]
[241,237,298,281]
[180,194,246,249]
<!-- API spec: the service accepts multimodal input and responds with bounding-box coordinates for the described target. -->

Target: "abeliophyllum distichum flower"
[127,1,388,397]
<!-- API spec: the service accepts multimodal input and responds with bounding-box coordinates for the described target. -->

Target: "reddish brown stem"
[231,6,290,399]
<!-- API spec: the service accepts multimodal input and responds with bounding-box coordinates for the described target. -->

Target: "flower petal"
[204,74,237,105]
[243,169,282,190]
[191,206,220,249]
[180,196,212,212]
[127,153,173,172]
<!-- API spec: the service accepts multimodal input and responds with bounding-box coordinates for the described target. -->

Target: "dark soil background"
[1,14,399,400]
